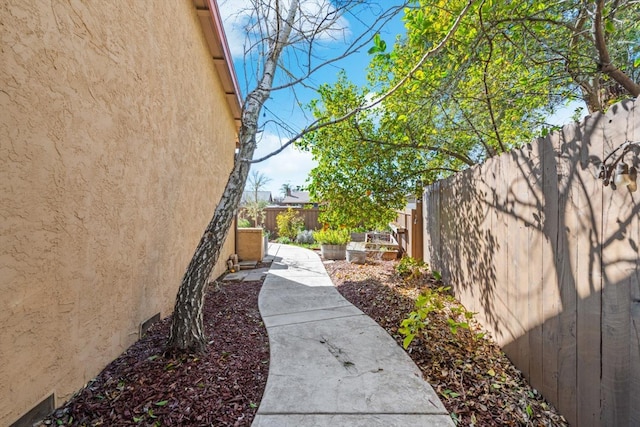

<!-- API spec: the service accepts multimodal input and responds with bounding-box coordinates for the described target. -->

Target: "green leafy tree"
[276,208,305,241]
[301,74,416,230]
[300,0,639,214]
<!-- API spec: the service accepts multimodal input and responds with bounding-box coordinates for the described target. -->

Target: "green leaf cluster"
[395,256,427,280]
[398,287,446,349]
[302,74,422,230]
[312,228,350,245]
[275,208,304,241]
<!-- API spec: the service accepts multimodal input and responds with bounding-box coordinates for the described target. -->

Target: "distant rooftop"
[281,191,312,205]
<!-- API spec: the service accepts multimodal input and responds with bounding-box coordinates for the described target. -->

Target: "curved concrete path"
[252,244,454,427]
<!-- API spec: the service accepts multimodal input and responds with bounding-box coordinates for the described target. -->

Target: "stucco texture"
[0,1,237,424]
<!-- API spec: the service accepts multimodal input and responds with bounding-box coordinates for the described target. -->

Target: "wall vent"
[10,393,54,427]
[140,312,160,337]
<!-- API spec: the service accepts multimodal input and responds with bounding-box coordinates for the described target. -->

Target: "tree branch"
[594,0,640,97]
[479,1,506,154]
[248,0,476,163]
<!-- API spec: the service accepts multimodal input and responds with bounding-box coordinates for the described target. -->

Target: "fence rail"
[241,206,321,238]
[422,99,639,426]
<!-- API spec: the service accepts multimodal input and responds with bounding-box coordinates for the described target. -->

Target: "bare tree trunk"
[167,157,251,352]
[167,0,299,353]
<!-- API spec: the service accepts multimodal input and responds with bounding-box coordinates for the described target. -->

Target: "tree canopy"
[300,0,639,227]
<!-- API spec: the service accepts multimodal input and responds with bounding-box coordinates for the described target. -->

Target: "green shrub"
[399,286,473,349]
[276,236,292,244]
[312,228,350,245]
[276,208,305,241]
[237,218,252,228]
[398,287,446,349]
[395,256,427,280]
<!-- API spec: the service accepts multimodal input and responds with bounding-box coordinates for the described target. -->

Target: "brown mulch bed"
[40,270,270,427]
[41,254,568,426]
[325,259,568,427]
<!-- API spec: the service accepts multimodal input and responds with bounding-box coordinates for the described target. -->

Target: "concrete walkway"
[252,243,454,427]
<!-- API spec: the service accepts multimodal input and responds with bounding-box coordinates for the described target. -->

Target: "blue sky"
[217,1,585,197]
[218,1,408,197]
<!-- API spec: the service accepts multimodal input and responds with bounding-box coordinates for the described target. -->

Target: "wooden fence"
[392,202,423,260]
[254,206,321,238]
[422,99,639,426]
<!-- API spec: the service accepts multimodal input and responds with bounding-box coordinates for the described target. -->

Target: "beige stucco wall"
[236,228,265,262]
[0,2,237,424]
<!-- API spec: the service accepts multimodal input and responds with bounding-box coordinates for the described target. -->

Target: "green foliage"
[398,288,444,349]
[276,236,292,244]
[237,218,252,228]
[276,208,305,241]
[432,270,442,281]
[442,389,461,399]
[367,33,388,56]
[312,228,350,245]
[395,256,427,280]
[446,317,470,335]
[300,73,414,230]
[399,285,476,348]
[386,0,639,125]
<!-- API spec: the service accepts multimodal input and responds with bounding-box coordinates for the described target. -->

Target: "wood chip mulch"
[40,269,270,427]
[40,254,568,427]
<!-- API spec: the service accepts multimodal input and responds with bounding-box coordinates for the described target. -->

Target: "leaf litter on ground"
[325,259,568,427]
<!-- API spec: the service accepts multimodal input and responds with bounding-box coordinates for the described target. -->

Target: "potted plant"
[313,228,350,260]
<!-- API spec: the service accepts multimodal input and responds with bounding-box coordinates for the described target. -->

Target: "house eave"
[193,0,242,134]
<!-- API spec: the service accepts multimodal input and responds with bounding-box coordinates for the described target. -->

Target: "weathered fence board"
[392,201,423,260]
[525,141,545,395]
[574,109,604,426]
[599,102,638,426]
[422,99,639,426]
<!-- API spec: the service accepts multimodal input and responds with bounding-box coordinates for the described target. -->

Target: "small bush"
[313,228,350,245]
[296,230,315,244]
[237,218,252,228]
[276,236,292,244]
[396,256,427,280]
[398,287,447,349]
[276,208,305,241]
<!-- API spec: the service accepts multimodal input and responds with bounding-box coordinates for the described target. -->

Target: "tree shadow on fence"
[423,98,640,426]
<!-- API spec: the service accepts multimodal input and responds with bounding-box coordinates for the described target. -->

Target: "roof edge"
[197,0,243,130]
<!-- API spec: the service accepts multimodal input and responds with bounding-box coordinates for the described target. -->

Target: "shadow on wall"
[423,99,639,426]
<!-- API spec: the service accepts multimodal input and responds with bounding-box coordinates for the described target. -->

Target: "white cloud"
[248,131,316,196]
[219,0,351,59]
